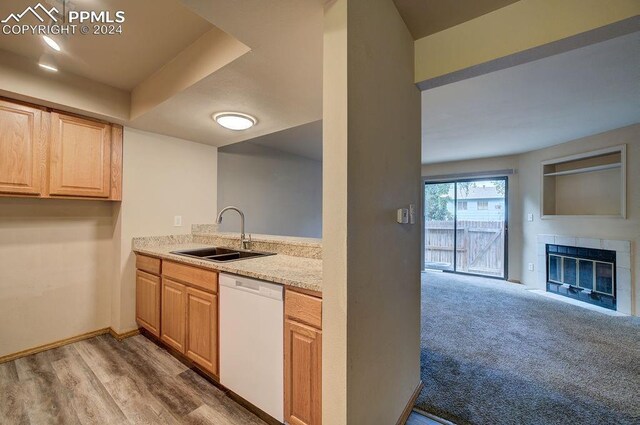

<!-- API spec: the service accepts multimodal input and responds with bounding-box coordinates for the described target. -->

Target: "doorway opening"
[424,177,508,279]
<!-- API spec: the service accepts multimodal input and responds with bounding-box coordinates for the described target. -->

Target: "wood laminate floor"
[0,334,267,425]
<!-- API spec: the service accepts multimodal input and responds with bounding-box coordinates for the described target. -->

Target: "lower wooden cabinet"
[186,286,218,375]
[153,260,219,377]
[135,270,161,337]
[285,290,322,425]
[135,254,323,423]
[161,277,187,353]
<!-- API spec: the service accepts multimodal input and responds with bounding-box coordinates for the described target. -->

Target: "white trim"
[528,290,628,317]
[541,214,626,220]
[540,144,625,166]
[423,169,515,182]
[543,162,621,177]
[539,144,626,219]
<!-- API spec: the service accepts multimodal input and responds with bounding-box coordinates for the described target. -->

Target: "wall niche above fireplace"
[541,145,626,218]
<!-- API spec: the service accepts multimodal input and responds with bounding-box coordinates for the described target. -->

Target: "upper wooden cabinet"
[0,100,44,195]
[49,113,111,198]
[0,98,123,201]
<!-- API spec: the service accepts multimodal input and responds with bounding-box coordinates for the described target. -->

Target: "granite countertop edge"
[134,243,322,294]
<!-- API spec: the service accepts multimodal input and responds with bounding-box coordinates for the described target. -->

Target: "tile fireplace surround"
[536,235,633,315]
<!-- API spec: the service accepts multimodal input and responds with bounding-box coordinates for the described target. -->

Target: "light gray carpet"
[417,271,640,425]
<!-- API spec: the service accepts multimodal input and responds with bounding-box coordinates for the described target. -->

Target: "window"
[477,201,488,210]
[457,201,468,210]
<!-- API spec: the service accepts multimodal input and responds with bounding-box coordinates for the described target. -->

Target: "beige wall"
[0,126,217,357]
[217,142,322,238]
[414,0,640,82]
[322,0,348,421]
[0,199,114,357]
[111,127,218,333]
[0,50,129,122]
[519,124,639,315]
[422,155,522,281]
[422,124,639,315]
[323,0,422,423]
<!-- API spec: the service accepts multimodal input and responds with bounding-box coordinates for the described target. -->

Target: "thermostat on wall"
[397,208,409,224]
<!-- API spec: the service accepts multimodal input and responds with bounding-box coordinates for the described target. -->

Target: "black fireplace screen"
[546,244,616,310]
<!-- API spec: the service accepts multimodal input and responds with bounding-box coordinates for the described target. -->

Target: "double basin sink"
[170,246,275,263]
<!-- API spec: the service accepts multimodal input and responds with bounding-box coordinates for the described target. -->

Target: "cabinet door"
[49,112,111,198]
[185,286,218,375]
[0,100,43,195]
[136,270,160,337]
[161,278,186,353]
[285,319,322,425]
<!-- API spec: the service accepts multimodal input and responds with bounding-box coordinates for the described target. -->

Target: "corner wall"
[323,0,422,423]
[519,124,639,315]
[0,199,114,357]
[0,127,218,357]
[217,142,322,238]
[111,128,218,333]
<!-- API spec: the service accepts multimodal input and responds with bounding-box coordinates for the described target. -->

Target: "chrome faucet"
[215,206,252,250]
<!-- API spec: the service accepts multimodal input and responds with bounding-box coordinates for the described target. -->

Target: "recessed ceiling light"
[42,35,61,51]
[213,112,257,131]
[39,63,58,72]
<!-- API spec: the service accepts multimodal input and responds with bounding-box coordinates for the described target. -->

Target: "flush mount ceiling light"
[213,112,257,131]
[42,35,61,51]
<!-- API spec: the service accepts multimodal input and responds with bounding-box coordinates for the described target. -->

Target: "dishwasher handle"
[220,273,283,300]
[235,279,260,291]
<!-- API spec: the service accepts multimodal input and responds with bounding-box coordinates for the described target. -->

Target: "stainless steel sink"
[170,247,275,263]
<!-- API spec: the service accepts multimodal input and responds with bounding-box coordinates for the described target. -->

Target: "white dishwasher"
[219,273,284,422]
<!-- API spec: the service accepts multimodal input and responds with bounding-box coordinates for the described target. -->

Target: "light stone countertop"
[133,242,323,293]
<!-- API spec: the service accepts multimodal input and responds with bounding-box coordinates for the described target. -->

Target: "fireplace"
[546,244,616,310]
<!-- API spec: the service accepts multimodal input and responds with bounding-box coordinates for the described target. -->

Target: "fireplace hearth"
[546,244,616,310]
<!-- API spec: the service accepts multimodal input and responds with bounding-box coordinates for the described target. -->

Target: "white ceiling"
[128,0,323,147]
[0,0,212,90]
[224,120,322,161]
[0,0,323,148]
[422,31,640,164]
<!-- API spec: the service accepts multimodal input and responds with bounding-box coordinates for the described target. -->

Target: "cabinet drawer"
[136,254,161,275]
[163,261,218,293]
[285,290,322,329]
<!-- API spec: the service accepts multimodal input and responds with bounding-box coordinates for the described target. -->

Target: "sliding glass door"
[424,182,455,272]
[424,178,507,279]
